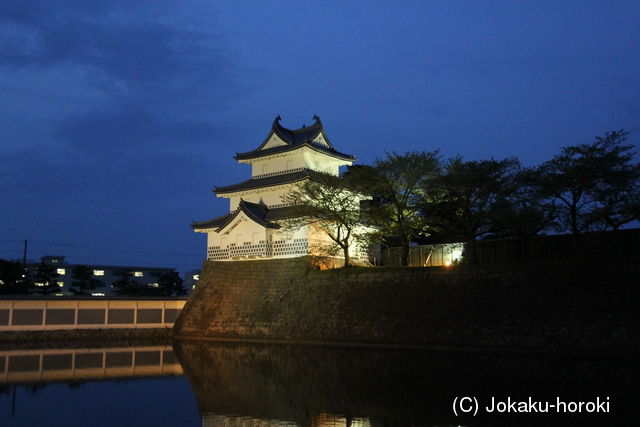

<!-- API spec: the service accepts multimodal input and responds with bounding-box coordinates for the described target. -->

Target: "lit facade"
[193,116,370,263]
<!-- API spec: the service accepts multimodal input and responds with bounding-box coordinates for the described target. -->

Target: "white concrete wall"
[0,299,186,331]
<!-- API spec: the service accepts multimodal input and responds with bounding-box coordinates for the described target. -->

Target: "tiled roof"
[265,206,299,221]
[234,115,355,162]
[214,170,312,195]
[191,212,234,230]
[191,200,283,231]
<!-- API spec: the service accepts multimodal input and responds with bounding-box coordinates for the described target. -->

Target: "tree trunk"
[401,242,410,266]
[567,200,581,257]
[342,245,351,267]
[570,203,579,237]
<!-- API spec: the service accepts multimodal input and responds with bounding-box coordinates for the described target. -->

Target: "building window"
[57,268,66,275]
[57,281,64,287]
[134,271,144,277]
[148,282,158,288]
[192,274,199,281]
[93,270,105,276]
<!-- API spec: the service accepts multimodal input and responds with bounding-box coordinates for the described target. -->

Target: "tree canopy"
[157,272,186,296]
[278,129,638,266]
[70,265,103,295]
[422,157,524,242]
[111,271,140,296]
[0,259,30,294]
[349,151,441,266]
[281,172,368,267]
[32,262,61,295]
[536,130,639,236]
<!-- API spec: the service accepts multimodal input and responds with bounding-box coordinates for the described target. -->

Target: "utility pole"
[22,240,28,282]
[22,240,28,269]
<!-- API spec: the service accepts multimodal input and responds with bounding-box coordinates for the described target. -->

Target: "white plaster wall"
[207,213,269,247]
[270,224,310,259]
[247,148,351,177]
[250,152,306,177]
[302,149,347,175]
[270,224,308,242]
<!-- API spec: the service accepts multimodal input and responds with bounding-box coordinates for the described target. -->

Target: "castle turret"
[192,116,357,261]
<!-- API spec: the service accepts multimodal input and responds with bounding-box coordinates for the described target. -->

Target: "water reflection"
[0,345,181,384]
[0,344,199,427]
[174,341,638,426]
[0,340,636,426]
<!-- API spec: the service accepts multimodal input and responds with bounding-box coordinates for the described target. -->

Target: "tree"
[70,265,103,295]
[350,151,442,266]
[111,271,140,296]
[0,259,30,294]
[590,177,640,231]
[423,156,523,242]
[32,262,61,295]
[536,130,638,236]
[587,131,640,231]
[281,172,368,267]
[157,272,186,296]
[488,167,557,239]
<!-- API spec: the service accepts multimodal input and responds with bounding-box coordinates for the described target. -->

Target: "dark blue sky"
[1,1,639,273]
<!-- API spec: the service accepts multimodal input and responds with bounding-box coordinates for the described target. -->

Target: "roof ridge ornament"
[313,114,321,125]
[272,115,282,129]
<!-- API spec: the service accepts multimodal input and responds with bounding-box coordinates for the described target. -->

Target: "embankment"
[0,328,173,350]
[173,257,639,353]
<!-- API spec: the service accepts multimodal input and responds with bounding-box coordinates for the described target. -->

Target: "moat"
[0,341,636,426]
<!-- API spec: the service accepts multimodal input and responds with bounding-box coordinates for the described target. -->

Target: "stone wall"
[173,257,639,352]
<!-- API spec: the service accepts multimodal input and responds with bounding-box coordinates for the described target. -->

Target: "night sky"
[1,1,639,274]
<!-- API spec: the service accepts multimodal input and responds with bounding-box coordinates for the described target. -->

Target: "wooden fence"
[381,229,640,268]
[381,243,464,267]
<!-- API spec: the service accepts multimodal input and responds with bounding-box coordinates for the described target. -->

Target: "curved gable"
[312,131,330,148]
[217,210,248,234]
[261,132,289,150]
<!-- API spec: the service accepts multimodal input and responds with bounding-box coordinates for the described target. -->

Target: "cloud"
[0,0,242,156]
[0,1,247,204]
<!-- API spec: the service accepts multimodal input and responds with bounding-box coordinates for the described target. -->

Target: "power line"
[38,255,200,269]
[25,239,201,258]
